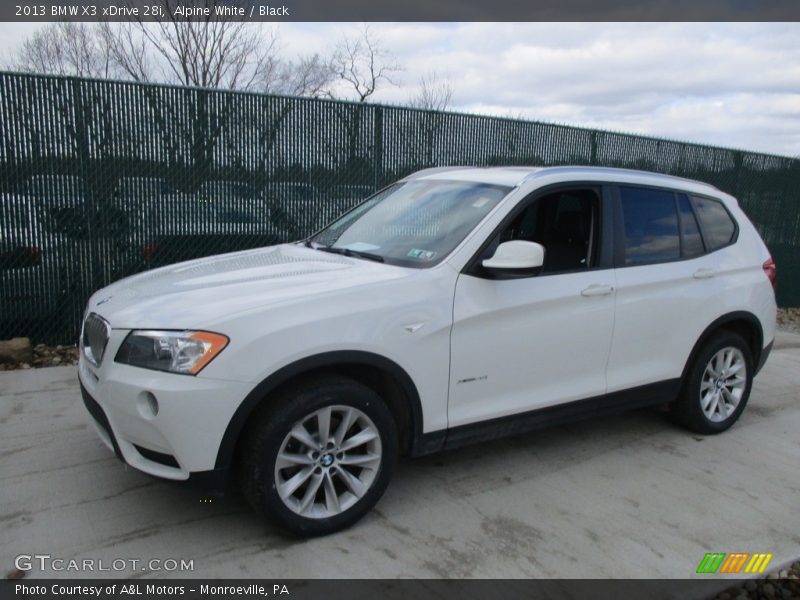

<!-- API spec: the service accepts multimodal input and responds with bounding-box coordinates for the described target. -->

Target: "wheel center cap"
[716,379,724,389]
[320,453,334,467]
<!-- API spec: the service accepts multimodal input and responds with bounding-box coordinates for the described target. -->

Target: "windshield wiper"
[314,245,385,263]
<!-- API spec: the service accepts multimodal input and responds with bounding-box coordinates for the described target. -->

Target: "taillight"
[763,257,776,289]
[143,243,158,261]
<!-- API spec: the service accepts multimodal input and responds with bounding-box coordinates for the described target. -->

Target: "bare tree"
[95,15,339,190]
[98,14,281,91]
[409,72,454,111]
[403,73,455,168]
[98,18,338,98]
[13,19,344,99]
[329,25,402,102]
[274,54,336,98]
[96,22,151,83]
[322,25,403,176]
[11,22,114,78]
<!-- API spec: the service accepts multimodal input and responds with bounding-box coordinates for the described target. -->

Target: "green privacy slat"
[1,71,799,344]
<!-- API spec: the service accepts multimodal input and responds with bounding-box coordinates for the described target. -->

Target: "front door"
[448,186,616,428]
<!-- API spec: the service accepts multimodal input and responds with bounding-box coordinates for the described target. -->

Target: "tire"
[237,375,398,536]
[672,331,754,434]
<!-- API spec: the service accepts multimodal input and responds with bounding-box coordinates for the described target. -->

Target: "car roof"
[403,166,541,186]
[403,165,726,198]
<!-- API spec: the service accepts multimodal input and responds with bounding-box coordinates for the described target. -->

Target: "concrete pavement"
[1,338,799,580]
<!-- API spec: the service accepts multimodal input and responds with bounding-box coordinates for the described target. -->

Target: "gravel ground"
[777,307,800,335]
[0,343,78,371]
[713,560,800,600]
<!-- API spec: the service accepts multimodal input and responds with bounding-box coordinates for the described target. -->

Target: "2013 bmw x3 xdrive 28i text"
[79,166,777,535]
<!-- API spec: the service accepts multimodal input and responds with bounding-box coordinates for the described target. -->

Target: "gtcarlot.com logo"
[696,552,773,574]
[14,554,194,573]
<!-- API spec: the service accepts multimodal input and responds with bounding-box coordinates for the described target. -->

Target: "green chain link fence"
[2,72,799,344]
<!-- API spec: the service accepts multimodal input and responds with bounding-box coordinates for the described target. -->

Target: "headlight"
[115,330,229,375]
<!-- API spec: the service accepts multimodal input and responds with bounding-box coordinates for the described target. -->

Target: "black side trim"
[414,430,448,456]
[184,468,230,493]
[132,468,230,494]
[80,382,123,461]
[755,340,773,376]
[133,444,180,469]
[680,311,764,382]
[214,351,425,470]
[416,379,681,454]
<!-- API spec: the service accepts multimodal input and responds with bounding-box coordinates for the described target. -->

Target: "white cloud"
[370,22,800,156]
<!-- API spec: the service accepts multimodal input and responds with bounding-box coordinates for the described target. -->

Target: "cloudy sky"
[1,22,798,157]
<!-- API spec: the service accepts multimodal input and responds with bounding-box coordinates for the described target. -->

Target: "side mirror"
[482,241,545,276]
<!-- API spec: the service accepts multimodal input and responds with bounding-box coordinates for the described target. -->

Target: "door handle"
[693,268,716,279]
[581,284,614,297]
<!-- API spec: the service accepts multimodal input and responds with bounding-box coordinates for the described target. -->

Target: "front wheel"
[672,331,754,434]
[238,376,398,536]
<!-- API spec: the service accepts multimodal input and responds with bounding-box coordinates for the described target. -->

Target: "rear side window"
[619,187,680,265]
[691,196,736,250]
[677,194,704,258]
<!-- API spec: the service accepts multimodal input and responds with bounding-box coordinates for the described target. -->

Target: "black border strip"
[0,579,744,600]
[3,1,800,22]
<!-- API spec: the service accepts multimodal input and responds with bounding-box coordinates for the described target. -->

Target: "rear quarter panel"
[606,195,776,394]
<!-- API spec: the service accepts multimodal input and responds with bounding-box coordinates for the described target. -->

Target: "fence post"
[373,106,383,191]
[733,150,744,197]
[70,78,101,295]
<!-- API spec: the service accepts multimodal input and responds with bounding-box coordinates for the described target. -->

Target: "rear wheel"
[672,331,753,434]
[238,376,398,536]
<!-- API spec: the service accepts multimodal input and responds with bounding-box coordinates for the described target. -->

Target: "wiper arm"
[315,245,385,263]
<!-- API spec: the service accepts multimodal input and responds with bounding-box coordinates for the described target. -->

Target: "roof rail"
[519,165,721,190]
[402,166,474,180]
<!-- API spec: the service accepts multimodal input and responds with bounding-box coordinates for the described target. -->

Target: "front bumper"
[78,328,251,486]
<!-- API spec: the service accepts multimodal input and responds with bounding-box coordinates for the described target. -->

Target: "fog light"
[137,391,159,419]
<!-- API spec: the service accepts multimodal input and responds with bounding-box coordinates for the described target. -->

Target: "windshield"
[310,180,511,267]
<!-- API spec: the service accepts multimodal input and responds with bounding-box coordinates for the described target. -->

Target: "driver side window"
[492,188,601,274]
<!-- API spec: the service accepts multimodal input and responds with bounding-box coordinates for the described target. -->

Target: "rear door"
[606,185,732,393]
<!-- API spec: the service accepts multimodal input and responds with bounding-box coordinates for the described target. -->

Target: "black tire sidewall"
[244,378,398,536]
[684,331,754,434]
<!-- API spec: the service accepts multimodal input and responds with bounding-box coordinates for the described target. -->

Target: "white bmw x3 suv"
[79,166,777,535]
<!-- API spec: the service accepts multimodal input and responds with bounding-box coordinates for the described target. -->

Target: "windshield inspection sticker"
[407,249,437,261]
[340,242,381,252]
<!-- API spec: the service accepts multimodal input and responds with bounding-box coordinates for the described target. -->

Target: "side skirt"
[413,379,681,455]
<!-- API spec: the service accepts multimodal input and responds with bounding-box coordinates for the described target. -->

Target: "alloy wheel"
[700,346,747,422]
[274,405,382,519]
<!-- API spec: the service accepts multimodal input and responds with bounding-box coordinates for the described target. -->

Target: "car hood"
[89,244,412,329]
